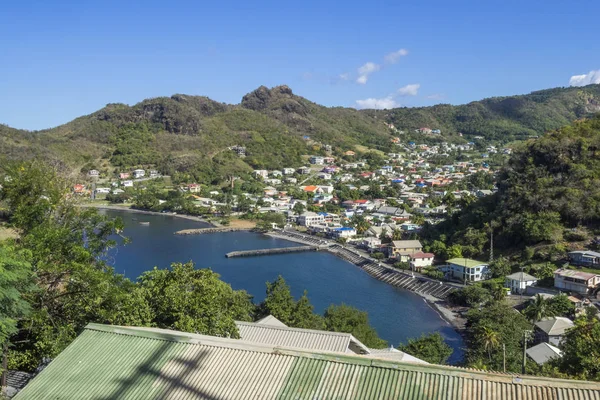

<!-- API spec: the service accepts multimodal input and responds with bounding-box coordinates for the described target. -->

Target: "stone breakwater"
[225,246,319,258]
[174,227,252,235]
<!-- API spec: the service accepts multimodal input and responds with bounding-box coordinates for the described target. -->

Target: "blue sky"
[1,0,599,130]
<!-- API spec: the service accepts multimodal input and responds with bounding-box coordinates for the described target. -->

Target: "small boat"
[139,221,150,226]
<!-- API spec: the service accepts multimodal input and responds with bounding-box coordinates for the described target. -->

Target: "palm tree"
[524,294,554,323]
[479,325,500,362]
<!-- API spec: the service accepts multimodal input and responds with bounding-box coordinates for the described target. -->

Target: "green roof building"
[14,323,600,399]
[447,258,490,282]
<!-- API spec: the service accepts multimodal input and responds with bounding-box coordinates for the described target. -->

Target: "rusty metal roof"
[15,323,600,400]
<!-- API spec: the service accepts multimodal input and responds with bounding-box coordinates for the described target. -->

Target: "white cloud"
[384,49,409,64]
[356,62,380,84]
[339,72,351,80]
[397,83,420,96]
[355,96,399,110]
[569,69,600,86]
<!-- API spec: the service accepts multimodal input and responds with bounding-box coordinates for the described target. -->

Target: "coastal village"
[67,132,600,373]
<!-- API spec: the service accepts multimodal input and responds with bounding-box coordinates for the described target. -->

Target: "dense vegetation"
[368,85,600,142]
[1,84,599,185]
[423,114,600,263]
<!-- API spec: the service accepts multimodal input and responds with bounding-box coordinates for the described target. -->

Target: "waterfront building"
[447,258,489,282]
[390,240,423,262]
[297,212,325,227]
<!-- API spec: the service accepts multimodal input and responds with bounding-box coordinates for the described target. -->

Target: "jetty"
[226,246,318,258]
[175,227,251,235]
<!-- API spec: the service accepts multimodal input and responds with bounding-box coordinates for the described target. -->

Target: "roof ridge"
[235,321,354,337]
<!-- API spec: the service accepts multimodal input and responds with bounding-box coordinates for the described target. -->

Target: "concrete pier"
[225,246,318,258]
[175,227,252,235]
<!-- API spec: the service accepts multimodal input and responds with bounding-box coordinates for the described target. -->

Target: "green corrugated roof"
[15,323,600,399]
[447,258,488,269]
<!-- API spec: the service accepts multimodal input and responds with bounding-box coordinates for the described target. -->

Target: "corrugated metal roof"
[236,321,369,354]
[527,343,563,365]
[255,314,288,327]
[15,323,600,400]
[535,317,574,335]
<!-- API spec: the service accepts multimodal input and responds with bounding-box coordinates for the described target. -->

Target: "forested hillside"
[423,114,600,260]
[1,84,599,184]
[368,85,600,142]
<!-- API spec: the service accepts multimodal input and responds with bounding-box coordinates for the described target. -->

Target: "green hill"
[1,84,600,184]
[422,114,600,260]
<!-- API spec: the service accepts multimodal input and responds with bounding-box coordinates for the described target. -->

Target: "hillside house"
[526,343,563,366]
[149,170,159,178]
[568,250,600,268]
[133,169,145,179]
[88,169,99,177]
[554,269,600,295]
[309,156,325,165]
[119,173,130,179]
[297,166,311,175]
[534,317,574,346]
[505,272,538,295]
[122,180,133,187]
[254,170,269,180]
[282,168,296,175]
[187,183,201,193]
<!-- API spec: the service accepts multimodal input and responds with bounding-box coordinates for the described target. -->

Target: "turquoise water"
[102,209,465,363]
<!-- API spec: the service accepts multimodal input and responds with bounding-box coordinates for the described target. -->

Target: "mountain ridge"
[1,84,599,182]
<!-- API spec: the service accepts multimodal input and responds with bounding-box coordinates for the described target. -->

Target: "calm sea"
[101,209,465,363]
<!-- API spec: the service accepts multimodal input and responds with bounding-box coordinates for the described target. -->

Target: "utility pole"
[503,343,506,373]
[520,265,524,300]
[522,330,531,374]
[489,225,494,263]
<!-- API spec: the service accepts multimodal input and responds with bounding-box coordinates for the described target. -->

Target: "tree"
[523,294,554,323]
[137,262,255,337]
[291,291,325,330]
[372,252,385,260]
[324,304,387,348]
[448,285,491,308]
[0,245,34,345]
[446,244,463,259]
[259,275,296,325]
[488,256,511,278]
[398,333,453,364]
[556,316,600,380]
[292,202,305,215]
[547,293,575,318]
[465,302,531,372]
[477,325,500,362]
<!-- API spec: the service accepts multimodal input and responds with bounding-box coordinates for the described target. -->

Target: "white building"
[149,170,159,178]
[309,156,325,165]
[447,258,489,282]
[331,227,357,238]
[505,272,538,295]
[254,170,269,180]
[122,180,133,187]
[554,269,600,295]
[133,169,145,179]
[88,169,100,177]
[95,187,111,194]
[282,168,296,175]
[297,212,325,227]
[409,252,435,272]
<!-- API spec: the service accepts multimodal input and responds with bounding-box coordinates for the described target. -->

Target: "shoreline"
[265,230,466,332]
[77,203,214,225]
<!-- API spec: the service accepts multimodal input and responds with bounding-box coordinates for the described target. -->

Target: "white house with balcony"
[297,212,325,227]
[505,272,538,295]
[447,258,489,282]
